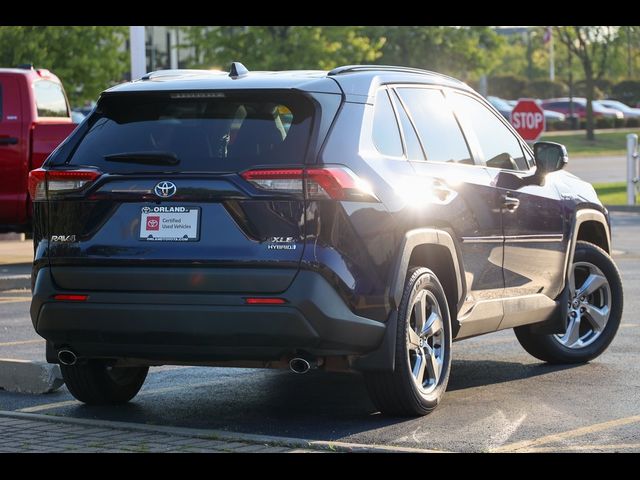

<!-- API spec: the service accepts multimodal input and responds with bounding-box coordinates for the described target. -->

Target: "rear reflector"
[28,168,102,201]
[53,294,88,302]
[244,297,287,305]
[240,166,377,201]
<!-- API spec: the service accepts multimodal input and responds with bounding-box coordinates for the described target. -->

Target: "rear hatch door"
[45,89,323,294]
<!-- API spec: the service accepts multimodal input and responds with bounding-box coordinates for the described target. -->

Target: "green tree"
[555,26,616,140]
[365,26,505,82]
[185,26,384,71]
[0,26,128,106]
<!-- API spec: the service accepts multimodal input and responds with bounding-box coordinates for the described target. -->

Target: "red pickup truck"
[0,66,76,233]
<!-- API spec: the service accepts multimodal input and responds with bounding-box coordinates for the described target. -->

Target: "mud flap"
[352,310,398,372]
[528,285,570,335]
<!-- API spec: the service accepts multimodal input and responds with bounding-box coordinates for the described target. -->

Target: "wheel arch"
[390,229,465,317]
[354,228,466,372]
[563,209,611,291]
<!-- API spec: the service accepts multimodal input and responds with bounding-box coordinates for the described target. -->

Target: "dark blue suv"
[29,64,623,416]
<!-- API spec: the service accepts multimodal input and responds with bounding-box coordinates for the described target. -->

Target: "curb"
[0,275,30,291]
[605,205,640,212]
[0,410,445,453]
[0,360,63,394]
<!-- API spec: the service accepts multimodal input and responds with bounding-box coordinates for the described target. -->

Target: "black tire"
[61,361,148,405]
[515,241,623,364]
[365,267,452,416]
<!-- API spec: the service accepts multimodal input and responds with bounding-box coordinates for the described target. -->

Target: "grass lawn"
[592,182,635,205]
[540,130,639,157]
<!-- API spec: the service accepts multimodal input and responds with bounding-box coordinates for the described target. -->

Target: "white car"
[597,99,640,119]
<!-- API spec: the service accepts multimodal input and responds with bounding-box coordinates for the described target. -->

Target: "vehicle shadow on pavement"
[37,360,583,441]
[447,359,580,391]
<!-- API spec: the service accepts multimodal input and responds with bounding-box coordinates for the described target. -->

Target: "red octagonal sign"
[510,99,545,142]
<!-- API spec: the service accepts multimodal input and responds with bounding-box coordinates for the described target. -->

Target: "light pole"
[130,26,146,80]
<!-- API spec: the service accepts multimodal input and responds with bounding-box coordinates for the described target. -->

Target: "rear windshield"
[66,91,315,172]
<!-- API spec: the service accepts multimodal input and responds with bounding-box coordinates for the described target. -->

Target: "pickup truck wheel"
[515,241,623,364]
[60,361,148,405]
[365,267,452,416]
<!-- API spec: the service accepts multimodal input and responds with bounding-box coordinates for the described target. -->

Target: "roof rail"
[17,63,34,70]
[140,69,224,81]
[327,65,464,84]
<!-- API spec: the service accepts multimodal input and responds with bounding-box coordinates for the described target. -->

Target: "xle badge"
[267,236,297,250]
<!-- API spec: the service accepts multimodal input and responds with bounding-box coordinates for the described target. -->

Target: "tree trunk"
[584,65,595,141]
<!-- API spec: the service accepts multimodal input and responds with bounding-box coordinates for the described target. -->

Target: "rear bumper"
[31,267,386,365]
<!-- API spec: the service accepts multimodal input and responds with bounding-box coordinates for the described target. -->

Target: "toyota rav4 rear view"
[29,64,623,416]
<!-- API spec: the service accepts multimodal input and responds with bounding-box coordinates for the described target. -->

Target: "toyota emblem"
[154,181,177,198]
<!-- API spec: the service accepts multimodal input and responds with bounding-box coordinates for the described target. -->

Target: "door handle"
[0,137,18,146]
[502,194,520,212]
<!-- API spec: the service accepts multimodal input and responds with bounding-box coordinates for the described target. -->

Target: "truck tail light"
[28,169,102,201]
[240,166,377,201]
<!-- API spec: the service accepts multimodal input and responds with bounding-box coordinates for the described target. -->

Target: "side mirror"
[533,141,568,174]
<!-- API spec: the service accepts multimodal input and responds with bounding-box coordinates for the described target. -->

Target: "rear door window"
[396,87,472,164]
[372,89,403,158]
[65,91,315,173]
[390,90,425,161]
[34,80,69,117]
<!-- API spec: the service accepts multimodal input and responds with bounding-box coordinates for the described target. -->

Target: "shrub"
[625,117,640,128]
[595,117,614,129]
[548,120,572,131]
[488,75,528,100]
[612,80,640,107]
[574,80,605,100]
[526,80,568,99]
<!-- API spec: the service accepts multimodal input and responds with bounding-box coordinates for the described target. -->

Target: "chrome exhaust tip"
[58,349,77,366]
[289,357,311,374]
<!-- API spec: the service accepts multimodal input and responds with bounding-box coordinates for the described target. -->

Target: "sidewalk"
[0,411,438,453]
[0,412,318,453]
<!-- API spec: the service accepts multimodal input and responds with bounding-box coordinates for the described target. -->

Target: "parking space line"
[17,400,80,413]
[0,339,44,347]
[16,380,222,413]
[0,297,31,303]
[524,443,640,452]
[490,415,640,452]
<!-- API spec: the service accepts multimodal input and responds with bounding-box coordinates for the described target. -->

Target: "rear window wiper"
[104,152,180,165]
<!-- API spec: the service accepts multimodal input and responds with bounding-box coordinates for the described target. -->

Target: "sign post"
[511,99,545,143]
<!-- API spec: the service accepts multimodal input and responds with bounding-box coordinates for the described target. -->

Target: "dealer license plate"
[139,206,200,242]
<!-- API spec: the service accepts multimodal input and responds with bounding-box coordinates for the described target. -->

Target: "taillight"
[28,168,102,201]
[241,166,377,201]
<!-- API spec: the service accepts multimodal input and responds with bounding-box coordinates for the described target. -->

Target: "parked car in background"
[30,64,623,416]
[597,99,640,119]
[71,110,86,124]
[490,97,565,127]
[542,98,623,120]
[487,96,512,120]
[0,65,76,233]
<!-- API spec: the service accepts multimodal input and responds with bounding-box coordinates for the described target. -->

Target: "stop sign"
[510,99,545,142]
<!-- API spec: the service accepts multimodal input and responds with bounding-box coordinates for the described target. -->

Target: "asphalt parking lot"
[0,211,638,453]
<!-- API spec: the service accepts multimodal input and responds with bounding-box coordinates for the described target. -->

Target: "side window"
[372,89,403,158]
[389,90,425,161]
[34,80,69,118]
[396,87,472,164]
[451,92,527,171]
